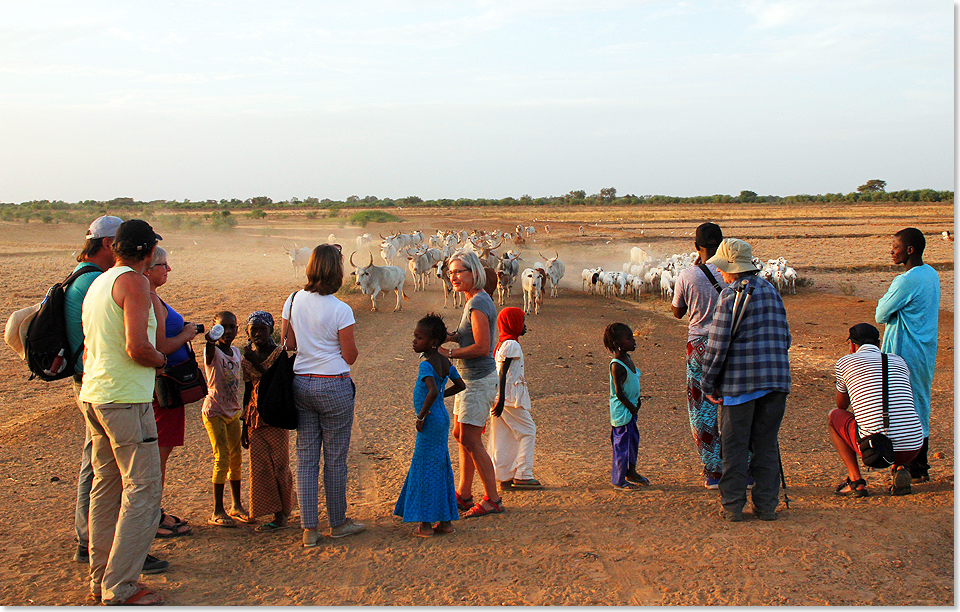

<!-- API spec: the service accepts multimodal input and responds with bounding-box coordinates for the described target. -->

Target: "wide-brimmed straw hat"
[4,303,40,360]
[706,238,760,274]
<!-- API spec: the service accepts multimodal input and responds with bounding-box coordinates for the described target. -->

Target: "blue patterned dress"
[394,360,461,523]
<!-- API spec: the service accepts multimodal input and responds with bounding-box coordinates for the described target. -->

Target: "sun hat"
[114,219,162,253]
[706,238,760,274]
[4,303,41,360]
[86,215,123,239]
[848,323,881,346]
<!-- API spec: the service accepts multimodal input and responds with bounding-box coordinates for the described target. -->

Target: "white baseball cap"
[86,215,123,239]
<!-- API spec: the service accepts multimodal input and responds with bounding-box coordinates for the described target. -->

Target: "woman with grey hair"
[145,246,198,537]
[442,250,504,517]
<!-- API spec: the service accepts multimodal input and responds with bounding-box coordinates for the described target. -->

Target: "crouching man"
[829,323,923,497]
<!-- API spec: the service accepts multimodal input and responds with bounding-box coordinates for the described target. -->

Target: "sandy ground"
[0,204,953,606]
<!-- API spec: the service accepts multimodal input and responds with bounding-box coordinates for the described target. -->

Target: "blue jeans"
[73,380,93,549]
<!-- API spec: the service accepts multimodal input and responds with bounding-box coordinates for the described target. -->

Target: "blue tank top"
[608,358,640,427]
[161,298,191,366]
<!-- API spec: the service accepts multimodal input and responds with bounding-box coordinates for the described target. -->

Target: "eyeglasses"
[152,262,170,270]
[449,268,470,276]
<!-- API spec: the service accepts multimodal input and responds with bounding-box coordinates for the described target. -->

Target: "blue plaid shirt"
[701,274,791,398]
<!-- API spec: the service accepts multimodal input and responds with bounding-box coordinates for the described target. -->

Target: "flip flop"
[511,478,543,489]
[255,521,290,532]
[207,514,237,528]
[413,525,434,538]
[160,512,188,527]
[109,587,164,606]
[432,523,456,535]
[227,510,253,524]
[155,522,192,538]
[613,481,642,491]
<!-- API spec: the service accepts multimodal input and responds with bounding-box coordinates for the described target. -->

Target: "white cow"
[350,252,407,311]
[520,268,542,315]
[283,245,312,275]
[539,251,566,298]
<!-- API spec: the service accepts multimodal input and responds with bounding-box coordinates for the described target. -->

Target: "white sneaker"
[330,518,366,538]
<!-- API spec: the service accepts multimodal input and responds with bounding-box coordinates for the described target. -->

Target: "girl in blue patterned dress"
[395,314,466,537]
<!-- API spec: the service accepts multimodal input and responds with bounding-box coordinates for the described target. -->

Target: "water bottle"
[208,324,224,341]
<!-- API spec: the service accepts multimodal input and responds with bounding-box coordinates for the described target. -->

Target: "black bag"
[858,353,895,469]
[25,267,100,381]
[256,291,298,430]
[155,350,206,408]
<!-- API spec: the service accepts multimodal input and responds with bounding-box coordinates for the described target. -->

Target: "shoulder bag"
[257,291,299,430]
[155,344,207,408]
[858,353,895,468]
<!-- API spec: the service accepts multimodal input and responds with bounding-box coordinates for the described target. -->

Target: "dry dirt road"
[0,208,952,605]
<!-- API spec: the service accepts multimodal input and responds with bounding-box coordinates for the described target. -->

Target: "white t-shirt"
[282,291,355,375]
[495,339,530,409]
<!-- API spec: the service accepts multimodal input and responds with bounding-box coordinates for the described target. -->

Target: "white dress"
[487,340,538,481]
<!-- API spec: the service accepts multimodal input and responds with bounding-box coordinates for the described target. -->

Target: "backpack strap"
[881,353,889,430]
[698,264,723,294]
[281,291,298,350]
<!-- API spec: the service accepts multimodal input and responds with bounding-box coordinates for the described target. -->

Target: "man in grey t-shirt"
[672,222,728,489]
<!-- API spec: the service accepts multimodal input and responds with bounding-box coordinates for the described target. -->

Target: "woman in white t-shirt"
[280,244,364,548]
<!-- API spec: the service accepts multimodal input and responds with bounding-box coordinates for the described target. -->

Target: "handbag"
[156,347,206,408]
[858,353,895,469]
[256,291,298,430]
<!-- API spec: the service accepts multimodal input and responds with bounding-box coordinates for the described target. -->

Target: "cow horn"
[538,251,546,260]
[349,251,357,267]
[555,251,559,260]
[380,233,386,240]
[368,253,374,267]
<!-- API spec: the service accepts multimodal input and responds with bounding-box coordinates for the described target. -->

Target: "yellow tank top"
[78,266,158,404]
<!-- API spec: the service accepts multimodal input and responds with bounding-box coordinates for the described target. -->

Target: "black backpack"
[24,267,100,381]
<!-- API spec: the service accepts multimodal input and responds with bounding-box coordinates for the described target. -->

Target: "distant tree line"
[0,184,952,226]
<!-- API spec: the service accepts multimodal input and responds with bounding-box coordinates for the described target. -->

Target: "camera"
[195,323,205,334]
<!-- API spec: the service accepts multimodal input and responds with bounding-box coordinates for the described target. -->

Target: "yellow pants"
[203,414,242,484]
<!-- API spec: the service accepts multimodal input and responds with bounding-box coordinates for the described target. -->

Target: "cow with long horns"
[350,251,408,311]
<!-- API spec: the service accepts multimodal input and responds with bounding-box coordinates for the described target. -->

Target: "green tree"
[739,190,757,203]
[600,187,617,201]
[857,179,886,193]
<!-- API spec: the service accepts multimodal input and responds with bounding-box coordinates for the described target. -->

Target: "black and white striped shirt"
[835,344,923,451]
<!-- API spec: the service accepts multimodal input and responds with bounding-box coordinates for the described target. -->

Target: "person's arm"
[671,304,687,319]
[446,309,490,360]
[417,375,439,432]
[151,295,199,355]
[280,318,297,351]
[204,335,216,366]
[339,324,358,365]
[875,275,907,325]
[492,357,513,418]
[444,366,466,397]
[702,290,734,403]
[611,361,638,415]
[836,390,851,411]
[113,270,165,368]
[671,276,687,319]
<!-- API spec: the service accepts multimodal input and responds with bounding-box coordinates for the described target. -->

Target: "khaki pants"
[82,402,162,603]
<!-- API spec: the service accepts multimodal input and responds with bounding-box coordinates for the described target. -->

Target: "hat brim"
[705,255,759,274]
[5,303,40,360]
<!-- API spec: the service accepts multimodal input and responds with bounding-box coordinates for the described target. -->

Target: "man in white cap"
[66,216,121,564]
[701,238,791,522]
[79,219,168,605]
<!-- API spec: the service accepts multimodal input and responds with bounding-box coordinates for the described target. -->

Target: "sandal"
[106,587,164,606]
[455,492,474,512]
[613,481,643,490]
[511,478,543,489]
[207,514,238,528]
[160,511,188,528]
[414,525,434,538]
[155,522,192,538]
[834,477,869,498]
[462,495,505,518]
[433,523,456,535]
[255,521,290,532]
[626,473,651,486]
[227,509,253,524]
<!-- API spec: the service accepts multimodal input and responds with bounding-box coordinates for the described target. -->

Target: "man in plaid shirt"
[702,238,791,522]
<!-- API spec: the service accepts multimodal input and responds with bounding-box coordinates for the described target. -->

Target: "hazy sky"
[0,1,953,203]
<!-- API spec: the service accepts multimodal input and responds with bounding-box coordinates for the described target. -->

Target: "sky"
[0,0,953,203]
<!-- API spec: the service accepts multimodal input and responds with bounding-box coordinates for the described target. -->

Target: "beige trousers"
[82,401,162,603]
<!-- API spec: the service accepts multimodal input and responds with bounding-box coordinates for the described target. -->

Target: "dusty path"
[0,210,952,605]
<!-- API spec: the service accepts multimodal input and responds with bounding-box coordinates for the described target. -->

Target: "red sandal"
[455,492,474,512]
[462,495,505,518]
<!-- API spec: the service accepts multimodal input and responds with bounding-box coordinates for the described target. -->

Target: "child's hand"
[491,397,504,418]
[240,421,249,449]
[415,417,425,433]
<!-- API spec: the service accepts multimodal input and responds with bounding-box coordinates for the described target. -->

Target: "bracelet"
[416,417,425,422]
[448,347,454,358]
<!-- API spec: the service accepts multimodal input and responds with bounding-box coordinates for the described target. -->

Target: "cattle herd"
[581,246,799,301]
[282,226,799,313]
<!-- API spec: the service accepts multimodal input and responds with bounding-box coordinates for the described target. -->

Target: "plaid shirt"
[701,274,791,398]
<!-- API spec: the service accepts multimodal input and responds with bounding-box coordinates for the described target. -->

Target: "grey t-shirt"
[672,263,728,340]
[456,291,497,380]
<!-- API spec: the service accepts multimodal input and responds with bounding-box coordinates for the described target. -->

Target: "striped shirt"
[835,344,923,452]
[701,274,791,398]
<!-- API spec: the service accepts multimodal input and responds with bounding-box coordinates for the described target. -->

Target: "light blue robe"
[875,264,940,436]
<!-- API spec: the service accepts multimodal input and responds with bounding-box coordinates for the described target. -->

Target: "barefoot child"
[240,311,295,532]
[202,311,248,527]
[395,313,466,537]
[603,322,650,490]
[488,307,542,489]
